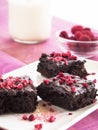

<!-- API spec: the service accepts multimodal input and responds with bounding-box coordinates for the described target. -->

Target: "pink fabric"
[0,51,25,75]
[0,1,98,130]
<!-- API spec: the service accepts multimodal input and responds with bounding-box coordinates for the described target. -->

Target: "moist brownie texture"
[37,72,97,110]
[37,51,88,78]
[0,75,37,114]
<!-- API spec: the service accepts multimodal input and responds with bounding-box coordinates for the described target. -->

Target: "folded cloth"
[0,51,25,75]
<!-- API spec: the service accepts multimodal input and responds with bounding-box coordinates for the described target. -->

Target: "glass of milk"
[8,0,52,44]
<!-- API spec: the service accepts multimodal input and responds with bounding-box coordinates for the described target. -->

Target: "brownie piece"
[0,75,37,114]
[37,51,88,78]
[37,72,97,110]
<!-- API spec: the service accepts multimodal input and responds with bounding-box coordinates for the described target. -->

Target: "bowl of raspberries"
[56,25,98,58]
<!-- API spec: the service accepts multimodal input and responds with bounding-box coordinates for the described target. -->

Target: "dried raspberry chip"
[28,114,36,121]
[48,115,56,122]
[34,123,43,130]
[71,25,83,34]
[68,112,73,115]
[22,115,28,120]
[44,79,50,85]
[71,86,76,93]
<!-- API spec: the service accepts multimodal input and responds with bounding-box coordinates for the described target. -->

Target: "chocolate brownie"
[37,72,97,110]
[0,75,37,114]
[37,51,88,78]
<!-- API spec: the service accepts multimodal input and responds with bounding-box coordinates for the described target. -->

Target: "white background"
[51,0,98,30]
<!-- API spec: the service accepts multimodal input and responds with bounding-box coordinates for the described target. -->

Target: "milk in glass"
[8,0,52,44]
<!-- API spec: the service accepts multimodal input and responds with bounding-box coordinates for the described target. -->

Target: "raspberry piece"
[22,115,28,120]
[79,34,91,41]
[71,86,76,93]
[48,115,56,122]
[71,25,83,34]
[28,114,36,121]
[62,51,71,58]
[82,83,88,88]
[49,108,55,112]
[59,31,69,38]
[68,112,73,115]
[44,79,50,85]
[17,83,23,90]
[93,79,97,83]
[69,55,77,60]
[34,123,43,130]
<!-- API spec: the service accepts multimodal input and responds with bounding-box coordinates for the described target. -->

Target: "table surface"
[0,0,98,130]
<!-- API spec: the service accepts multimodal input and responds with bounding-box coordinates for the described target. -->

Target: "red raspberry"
[69,36,76,40]
[71,25,83,34]
[79,34,91,41]
[83,27,91,31]
[74,31,83,40]
[59,31,69,39]
[82,30,95,40]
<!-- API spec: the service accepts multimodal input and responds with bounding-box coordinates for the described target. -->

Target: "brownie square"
[37,51,88,78]
[37,72,97,110]
[0,75,37,114]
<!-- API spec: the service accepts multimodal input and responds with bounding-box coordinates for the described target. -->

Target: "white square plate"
[0,60,98,130]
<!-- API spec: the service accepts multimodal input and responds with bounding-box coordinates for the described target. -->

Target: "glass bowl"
[56,30,98,58]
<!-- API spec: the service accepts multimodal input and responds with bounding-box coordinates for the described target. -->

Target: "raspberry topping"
[82,83,88,88]
[44,79,50,85]
[71,86,76,93]
[50,51,77,64]
[0,76,33,90]
[93,79,97,83]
